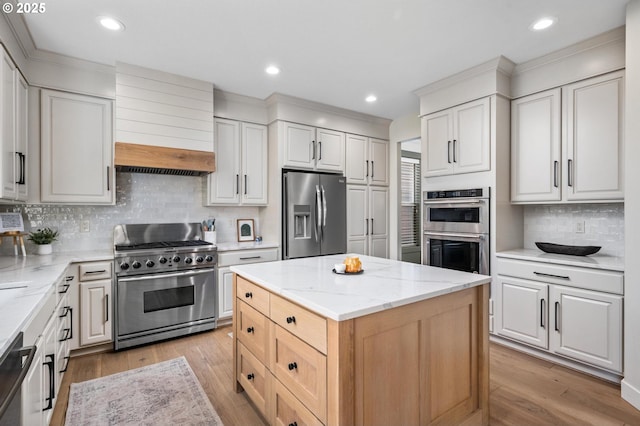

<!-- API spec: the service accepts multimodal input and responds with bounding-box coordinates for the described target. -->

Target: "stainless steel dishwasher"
[0,332,36,426]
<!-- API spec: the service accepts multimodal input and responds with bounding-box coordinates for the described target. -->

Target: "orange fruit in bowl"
[344,256,362,273]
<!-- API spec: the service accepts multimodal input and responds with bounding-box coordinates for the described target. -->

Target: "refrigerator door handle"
[321,185,327,229]
[315,185,322,242]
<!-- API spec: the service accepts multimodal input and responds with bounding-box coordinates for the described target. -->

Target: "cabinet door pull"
[311,141,316,160]
[105,294,109,323]
[286,316,296,324]
[447,141,452,163]
[244,174,247,195]
[239,256,262,261]
[554,302,560,331]
[567,159,573,187]
[107,166,110,191]
[533,271,570,280]
[371,161,374,178]
[287,361,298,371]
[453,139,457,163]
[366,160,369,177]
[43,354,55,411]
[553,161,559,188]
[20,153,26,185]
[318,141,322,160]
[365,218,369,236]
[370,218,374,235]
[236,174,239,194]
[245,292,253,298]
[540,299,545,328]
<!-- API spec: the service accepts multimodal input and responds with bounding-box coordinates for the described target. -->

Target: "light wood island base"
[233,273,489,426]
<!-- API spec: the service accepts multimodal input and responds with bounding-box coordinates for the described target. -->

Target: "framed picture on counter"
[237,219,255,242]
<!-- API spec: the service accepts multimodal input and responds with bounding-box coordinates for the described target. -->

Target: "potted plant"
[28,227,59,255]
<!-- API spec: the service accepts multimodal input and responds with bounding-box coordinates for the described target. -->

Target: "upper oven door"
[423,198,489,234]
[116,269,216,336]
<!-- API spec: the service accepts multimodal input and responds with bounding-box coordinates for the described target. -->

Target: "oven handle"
[117,268,214,282]
[423,199,486,205]
[423,231,485,241]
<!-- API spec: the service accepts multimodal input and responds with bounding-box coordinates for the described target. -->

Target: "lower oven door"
[116,269,216,336]
[423,232,489,275]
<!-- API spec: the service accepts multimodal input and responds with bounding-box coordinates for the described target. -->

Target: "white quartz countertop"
[0,250,113,357]
[497,249,624,272]
[231,254,491,321]
[216,241,279,252]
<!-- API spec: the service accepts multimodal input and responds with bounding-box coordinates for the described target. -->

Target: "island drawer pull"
[247,373,255,380]
[240,256,262,260]
[287,362,297,371]
[245,292,253,298]
[286,316,296,324]
[289,422,298,426]
[534,271,570,280]
[247,327,254,334]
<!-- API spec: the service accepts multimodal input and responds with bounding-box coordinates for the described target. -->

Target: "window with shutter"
[400,154,421,247]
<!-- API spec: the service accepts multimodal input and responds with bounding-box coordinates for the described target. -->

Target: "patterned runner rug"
[65,356,223,425]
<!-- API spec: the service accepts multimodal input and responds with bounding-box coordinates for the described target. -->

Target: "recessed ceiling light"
[365,95,377,103]
[97,16,125,31]
[530,17,556,31]
[265,65,280,75]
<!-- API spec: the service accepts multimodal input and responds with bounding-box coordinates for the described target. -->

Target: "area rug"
[65,356,223,426]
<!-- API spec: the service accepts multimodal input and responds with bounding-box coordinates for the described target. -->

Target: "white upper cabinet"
[564,71,624,201]
[422,97,490,178]
[346,134,389,186]
[207,118,268,205]
[283,122,345,172]
[511,70,624,203]
[0,47,28,202]
[511,89,562,202]
[41,89,114,204]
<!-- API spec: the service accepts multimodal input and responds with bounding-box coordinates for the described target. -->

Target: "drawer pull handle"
[60,356,70,373]
[85,270,107,274]
[240,256,262,260]
[58,283,70,294]
[59,328,71,342]
[65,276,74,282]
[59,306,71,318]
[288,362,297,371]
[289,422,298,426]
[286,316,296,324]
[534,271,570,280]
[245,292,253,298]
[247,373,255,380]
[246,327,254,334]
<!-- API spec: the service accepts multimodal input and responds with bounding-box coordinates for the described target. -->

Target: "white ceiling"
[21,0,628,120]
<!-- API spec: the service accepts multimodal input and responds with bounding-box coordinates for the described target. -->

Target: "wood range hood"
[114,142,216,176]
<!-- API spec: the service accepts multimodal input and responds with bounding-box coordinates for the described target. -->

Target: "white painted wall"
[389,114,421,260]
[622,0,640,411]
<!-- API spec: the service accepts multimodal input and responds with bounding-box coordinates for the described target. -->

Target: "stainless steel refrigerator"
[282,170,347,259]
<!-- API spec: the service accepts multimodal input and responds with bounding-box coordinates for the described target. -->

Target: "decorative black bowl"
[535,242,601,256]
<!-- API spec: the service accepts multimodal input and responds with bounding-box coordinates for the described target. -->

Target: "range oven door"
[423,198,489,234]
[116,269,216,336]
[423,232,489,275]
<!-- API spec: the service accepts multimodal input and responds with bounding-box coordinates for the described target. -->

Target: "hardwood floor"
[51,326,640,426]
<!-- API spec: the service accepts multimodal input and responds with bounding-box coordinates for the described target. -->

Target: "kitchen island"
[231,254,491,426]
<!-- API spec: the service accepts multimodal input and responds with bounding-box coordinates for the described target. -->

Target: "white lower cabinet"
[80,280,112,346]
[496,256,623,373]
[346,185,389,258]
[217,247,279,321]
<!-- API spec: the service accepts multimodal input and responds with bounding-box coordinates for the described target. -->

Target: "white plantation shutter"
[400,158,421,246]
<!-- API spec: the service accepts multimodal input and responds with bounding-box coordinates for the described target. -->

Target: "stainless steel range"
[113,223,217,351]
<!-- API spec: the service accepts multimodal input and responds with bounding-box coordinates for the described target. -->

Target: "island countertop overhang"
[230,254,491,321]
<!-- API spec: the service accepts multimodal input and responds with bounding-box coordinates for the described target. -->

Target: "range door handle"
[0,344,36,419]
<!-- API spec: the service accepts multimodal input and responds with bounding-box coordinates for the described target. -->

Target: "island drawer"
[270,323,327,423]
[219,248,278,267]
[270,294,327,354]
[271,373,323,426]
[237,300,270,364]
[237,276,270,315]
[79,261,112,281]
[496,258,624,295]
[237,341,270,419]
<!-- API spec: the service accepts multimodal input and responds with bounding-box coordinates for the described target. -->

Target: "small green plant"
[28,227,59,245]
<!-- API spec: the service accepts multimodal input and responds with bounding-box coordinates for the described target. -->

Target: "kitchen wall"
[1,172,261,255]
[523,203,624,257]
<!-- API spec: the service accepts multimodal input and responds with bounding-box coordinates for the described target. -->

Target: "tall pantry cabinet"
[345,134,389,258]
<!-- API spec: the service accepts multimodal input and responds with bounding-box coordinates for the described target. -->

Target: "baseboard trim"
[621,379,640,411]
[490,335,622,383]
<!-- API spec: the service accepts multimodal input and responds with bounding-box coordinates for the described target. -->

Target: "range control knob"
[196,256,204,263]
[146,260,155,268]
[185,257,193,264]
[132,261,142,269]
[158,257,168,264]
[205,255,213,262]
[172,255,181,263]
[120,262,130,270]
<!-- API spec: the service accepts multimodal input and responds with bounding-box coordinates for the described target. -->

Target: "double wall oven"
[113,223,218,351]
[423,188,490,275]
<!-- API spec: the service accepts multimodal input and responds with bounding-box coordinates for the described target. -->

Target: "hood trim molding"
[115,142,215,176]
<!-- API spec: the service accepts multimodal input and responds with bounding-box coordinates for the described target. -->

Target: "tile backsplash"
[524,203,624,257]
[1,172,262,255]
